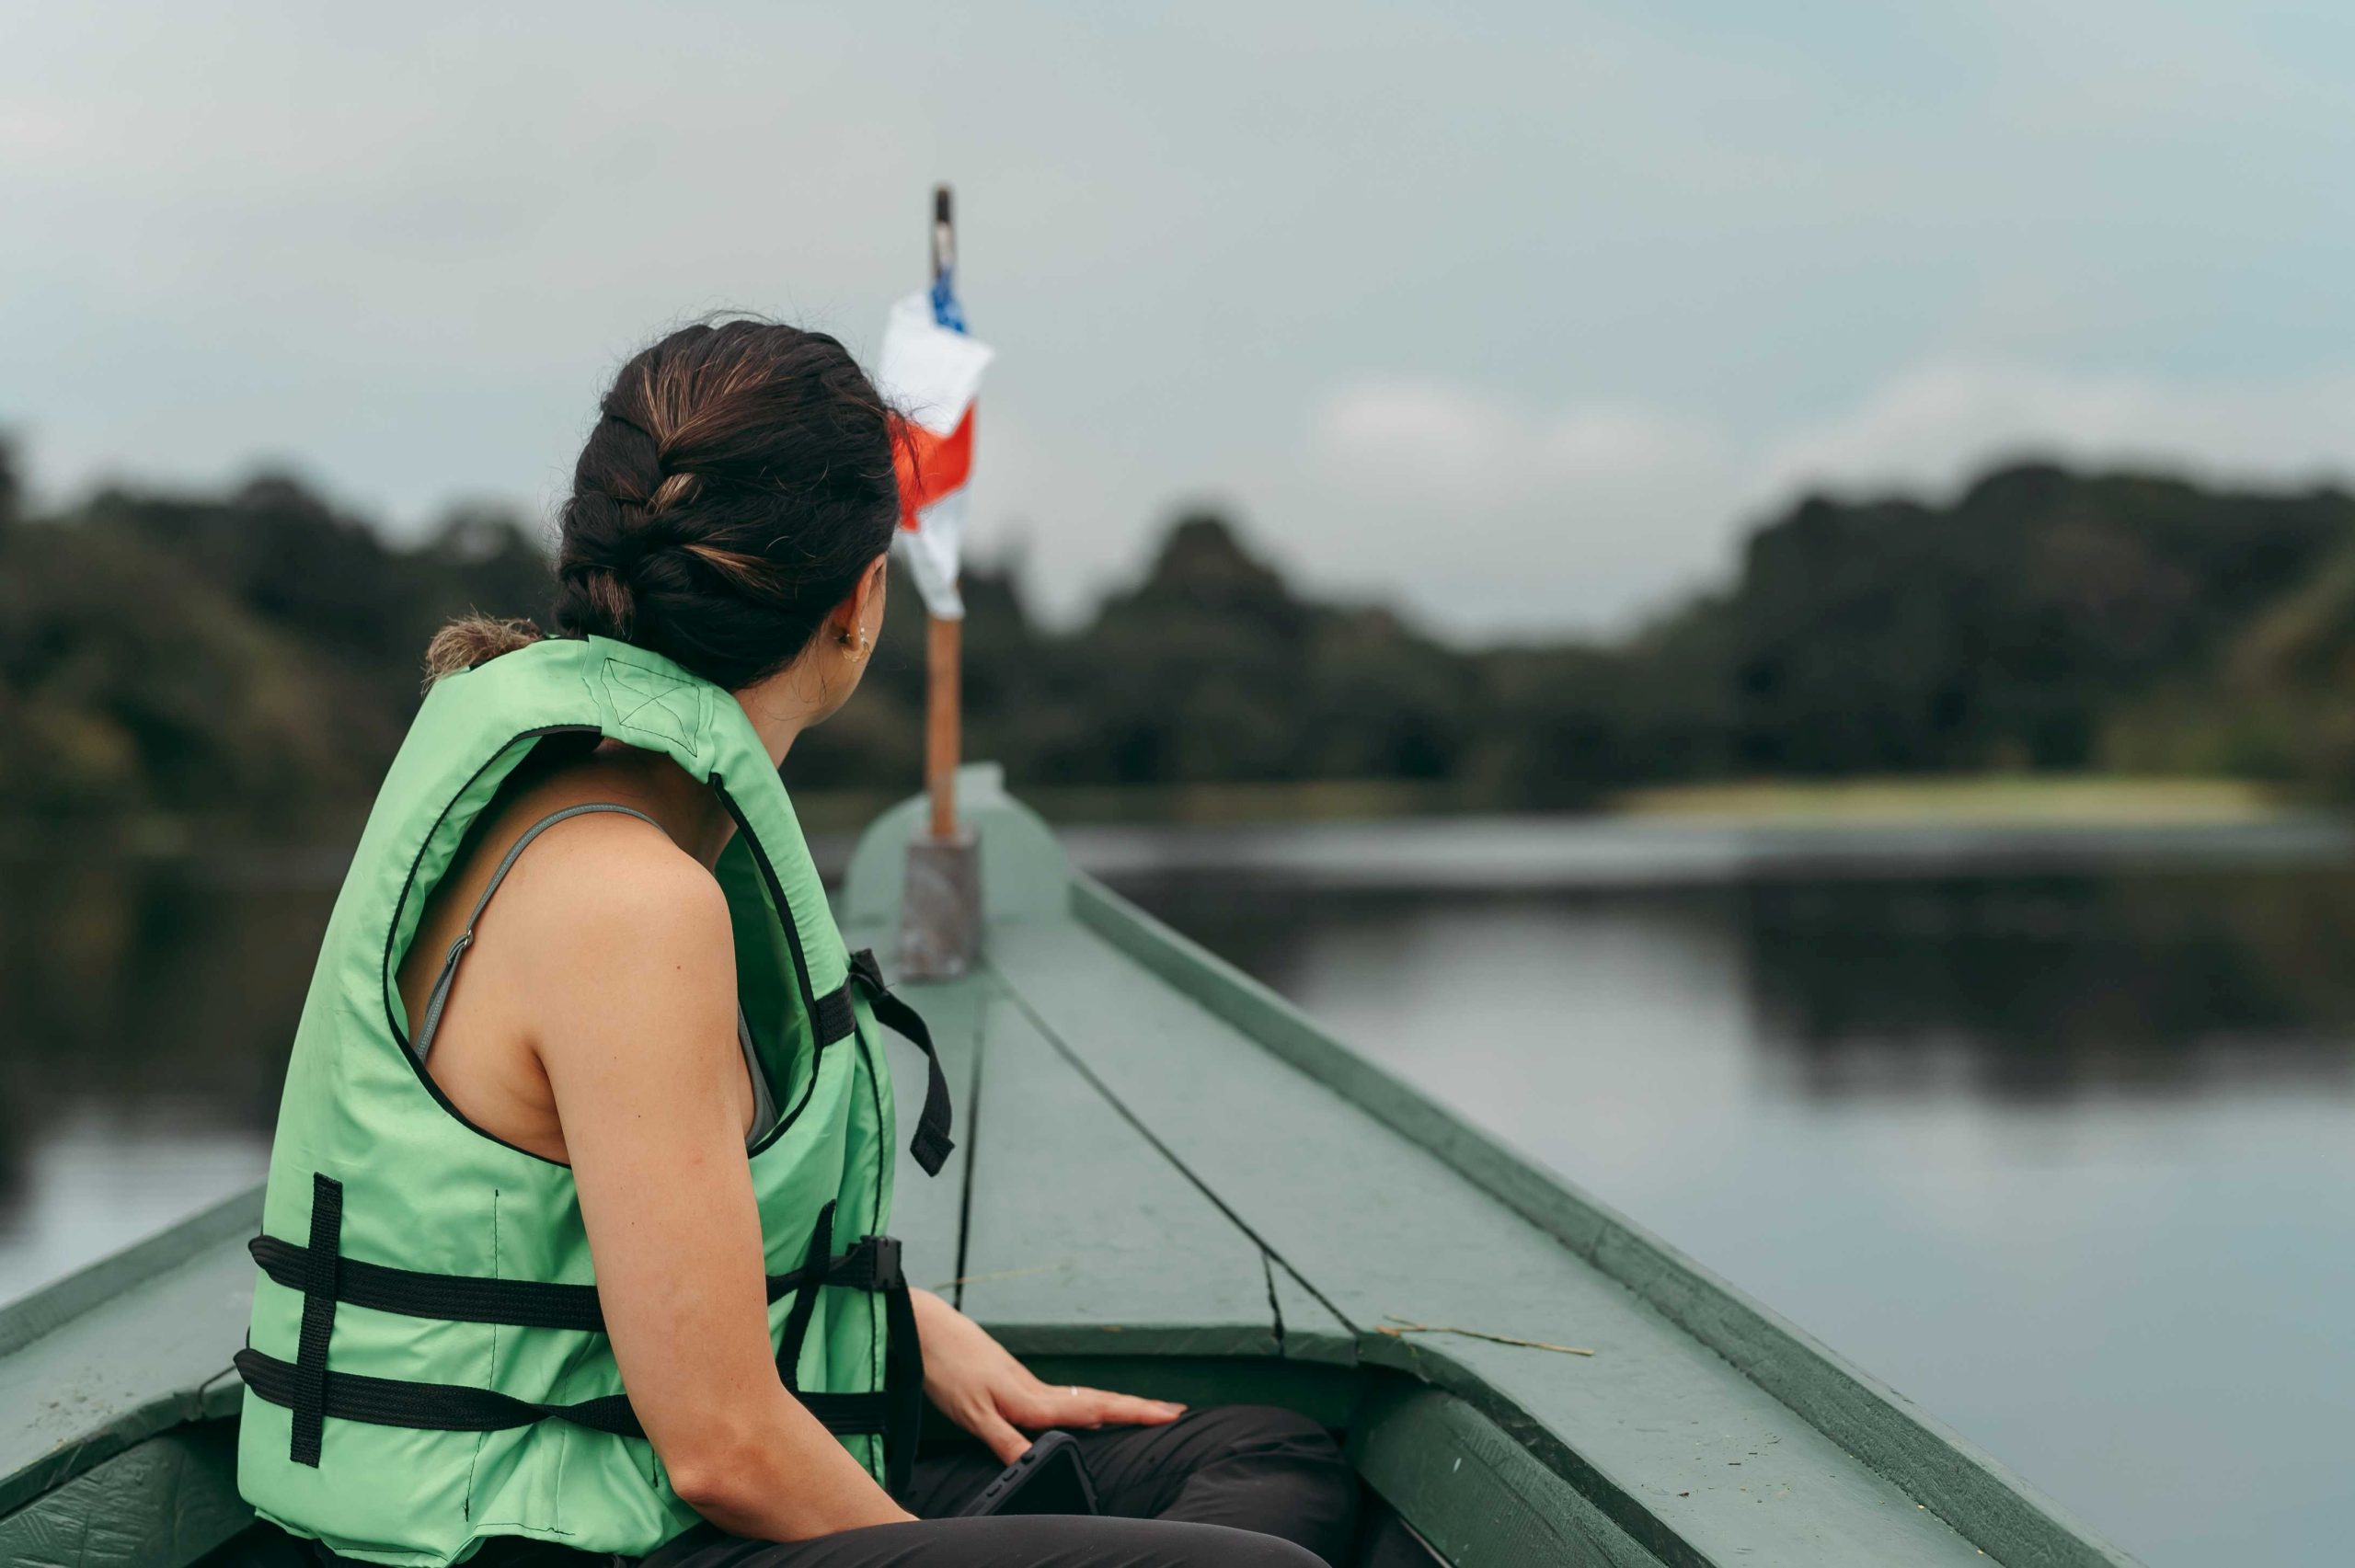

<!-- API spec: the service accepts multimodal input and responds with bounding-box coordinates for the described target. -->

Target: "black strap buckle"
[857,1234,905,1292]
[848,947,888,993]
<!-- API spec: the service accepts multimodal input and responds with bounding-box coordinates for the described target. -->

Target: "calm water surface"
[5,821,2351,1566]
[1120,834,2355,1568]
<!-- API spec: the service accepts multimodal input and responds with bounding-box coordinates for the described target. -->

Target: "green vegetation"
[5,437,2354,840]
[0,443,550,840]
[867,464,2355,815]
[1610,775,2287,826]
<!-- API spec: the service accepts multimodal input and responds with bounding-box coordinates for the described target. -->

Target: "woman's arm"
[518,824,911,1541]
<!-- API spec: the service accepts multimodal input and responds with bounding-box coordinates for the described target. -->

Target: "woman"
[236,321,1354,1568]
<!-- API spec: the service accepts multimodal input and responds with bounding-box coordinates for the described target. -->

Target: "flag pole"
[897,182,982,981]
[925,184,960,843]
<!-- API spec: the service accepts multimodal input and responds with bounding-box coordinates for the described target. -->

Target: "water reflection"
[14,849,2350,1185]
[1115,857,2355,1568]
[9,849,2353,1228]
[1740,872,2355,1100]
[6,834,2352,1563]
[0,853,328,1257]
[1122,864,2355,1104]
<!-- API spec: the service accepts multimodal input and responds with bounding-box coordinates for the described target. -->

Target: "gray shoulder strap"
[411,803,663,1064]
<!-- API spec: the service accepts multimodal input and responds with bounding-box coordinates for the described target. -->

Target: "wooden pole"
[924,184,960,841]
[925,612,959,840]
[897,181,982,979]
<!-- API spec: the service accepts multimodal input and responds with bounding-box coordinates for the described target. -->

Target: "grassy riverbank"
[795,773,2307,832]
[4,774,2317,867]
[1607,774,2293,827]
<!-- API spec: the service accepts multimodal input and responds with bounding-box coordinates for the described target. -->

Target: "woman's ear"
[833,552,889,645]
[854,552,888,631]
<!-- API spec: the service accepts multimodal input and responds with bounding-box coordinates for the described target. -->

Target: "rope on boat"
[1377,1315,1595,1356]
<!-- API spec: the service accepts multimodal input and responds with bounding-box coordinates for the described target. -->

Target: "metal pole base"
[898,830,982,980]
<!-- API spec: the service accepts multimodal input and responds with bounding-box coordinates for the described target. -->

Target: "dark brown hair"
[426,318,899,689]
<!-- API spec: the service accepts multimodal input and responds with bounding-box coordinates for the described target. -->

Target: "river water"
[5,818,2350,1565]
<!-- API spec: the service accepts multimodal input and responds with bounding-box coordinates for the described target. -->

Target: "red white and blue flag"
[877,270,993,619]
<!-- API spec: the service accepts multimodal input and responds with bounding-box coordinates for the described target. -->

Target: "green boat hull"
[0,773,2141,1567]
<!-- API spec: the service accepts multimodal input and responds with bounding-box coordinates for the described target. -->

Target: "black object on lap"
[956,1432,1100,1517]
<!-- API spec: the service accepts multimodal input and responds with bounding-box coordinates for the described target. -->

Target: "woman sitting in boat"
[236,319,1355,1568]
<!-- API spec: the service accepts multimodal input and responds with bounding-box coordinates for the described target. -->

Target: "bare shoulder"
[473,808,748,1154]
[489,810,733,993]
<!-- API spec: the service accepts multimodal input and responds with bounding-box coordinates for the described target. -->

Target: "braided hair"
[426,319,900,690]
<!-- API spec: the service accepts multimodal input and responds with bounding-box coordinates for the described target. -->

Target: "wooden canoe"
[0,772,2140,1567]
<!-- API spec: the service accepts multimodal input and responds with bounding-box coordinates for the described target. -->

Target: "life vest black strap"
[880,1270,925,1497]
[289,1173,344,1467]
[246,1230,904,1333]
[813,982,858,1047]
[776,1204,835,1395]
[771,1205,923,1494]
[234,1347,890,1439]
[846,950,955,1178]
[244,1198,917,1477]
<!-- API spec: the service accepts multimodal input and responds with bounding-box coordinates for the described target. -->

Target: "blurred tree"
[0,449,555,833]
[2230,544,2355,795]
[2104,542,2355,796]
[1719,465,2355,774]
[0,435,19,537]
[7,432,2355,833]
[1035,513,1316,785]
[0,518,377,827]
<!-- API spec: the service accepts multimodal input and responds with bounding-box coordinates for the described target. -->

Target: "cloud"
[1761,361,2355,500]
[11,4,2355,641]
[1314,379,1716,508]
[1294,362,2355,636]
[1298,381,1740,635]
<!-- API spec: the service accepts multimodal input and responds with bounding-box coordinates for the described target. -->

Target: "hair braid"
[429,317,897,688]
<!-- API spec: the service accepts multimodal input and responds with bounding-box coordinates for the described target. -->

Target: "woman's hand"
[910,1288,1186,1464]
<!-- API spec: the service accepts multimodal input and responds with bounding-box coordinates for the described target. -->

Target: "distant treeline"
[5,437,2355,835]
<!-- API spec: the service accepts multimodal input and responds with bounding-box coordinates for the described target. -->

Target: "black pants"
[639,1405,1355,1568]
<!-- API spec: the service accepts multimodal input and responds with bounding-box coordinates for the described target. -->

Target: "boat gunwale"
[0,1185,260,1360]
[0,1186,259,1514]
[1068,868,2142,1568]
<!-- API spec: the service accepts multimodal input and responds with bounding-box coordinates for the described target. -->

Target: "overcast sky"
[6,3,2354,636]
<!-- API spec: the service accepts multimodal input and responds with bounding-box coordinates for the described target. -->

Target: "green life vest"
[235,635,952,1567]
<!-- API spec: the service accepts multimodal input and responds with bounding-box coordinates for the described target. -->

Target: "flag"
[876,281,993,619]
